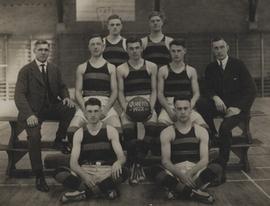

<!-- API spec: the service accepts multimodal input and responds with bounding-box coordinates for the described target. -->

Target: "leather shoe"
[36,176,49,192]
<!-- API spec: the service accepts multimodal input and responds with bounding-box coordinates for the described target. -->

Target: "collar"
[35,59,48,70]
[217,55,228,70]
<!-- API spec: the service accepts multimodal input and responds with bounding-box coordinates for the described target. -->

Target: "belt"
[81,160,111,166]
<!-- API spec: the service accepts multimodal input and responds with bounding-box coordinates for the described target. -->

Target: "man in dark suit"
[14,40,76,192]
[197,37,256,183]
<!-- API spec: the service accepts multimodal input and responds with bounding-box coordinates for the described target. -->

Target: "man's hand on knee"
[112,161,122,180]
[27,115,39,127]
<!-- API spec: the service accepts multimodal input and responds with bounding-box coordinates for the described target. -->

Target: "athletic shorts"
[74,96,121,124]
[81,164,112,184]
[158,97,206,126]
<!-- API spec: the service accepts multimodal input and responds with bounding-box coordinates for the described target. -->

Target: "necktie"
[40,64,47,83]
[219,60,223,70]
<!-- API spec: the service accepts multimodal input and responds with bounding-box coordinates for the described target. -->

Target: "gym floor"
[0,98,269,206]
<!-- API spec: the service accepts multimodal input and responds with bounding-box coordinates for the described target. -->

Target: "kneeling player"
[152,95,222,204]
[54,98,128,203]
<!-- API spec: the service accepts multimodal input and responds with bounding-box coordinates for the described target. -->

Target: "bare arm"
[117,66,128,111]
[107,125,126,179]
[102,64,117,115]
[75,64,86,111]
[188,67,200,109]
[148,62,157,110]
[158,66,172,113]
[186,125,209,178]
[108,126,126,165]
[161,126,196,188]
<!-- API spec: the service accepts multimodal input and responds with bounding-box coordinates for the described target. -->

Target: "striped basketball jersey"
[124,61,152,96]
[82,61,111,97]
[171,126,200,163]
[164,64,193,97]
[103,38,128,67]
[143,36,171,67]
[79,124,116,165]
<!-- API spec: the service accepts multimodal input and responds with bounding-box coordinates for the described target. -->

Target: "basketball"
[126,97,152,122]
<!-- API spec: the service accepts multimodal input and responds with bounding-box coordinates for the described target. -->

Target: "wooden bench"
[0,101,61,177]
[142,113,253,172]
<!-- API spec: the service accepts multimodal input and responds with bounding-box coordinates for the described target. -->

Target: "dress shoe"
[36,176,50,192]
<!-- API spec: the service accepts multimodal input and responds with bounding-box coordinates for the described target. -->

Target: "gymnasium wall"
[0,0,270,94]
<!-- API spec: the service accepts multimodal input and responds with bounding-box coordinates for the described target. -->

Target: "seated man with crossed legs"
[53,98,128,203]
[151,95,222,204]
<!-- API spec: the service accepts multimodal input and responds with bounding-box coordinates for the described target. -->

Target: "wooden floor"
[0,97,270,206]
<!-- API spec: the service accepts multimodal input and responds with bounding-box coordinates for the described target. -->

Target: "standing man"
[158,39,207,127]
[69,34,121,136]
[117,36,158,183]
[103,14,129,67]
[54,98,128,203]
[14,40,76,192]
[152,95,222,204]
[197,37,256,182]
[142,11,173,68]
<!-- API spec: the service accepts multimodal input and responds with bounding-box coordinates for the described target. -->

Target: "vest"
[164,64,193,97]
[124,61,152,96]
[103,38,128,67]
[142,36,171,67]
[79,124,116,165]
[171,126,200,163]
[82,61,111,97]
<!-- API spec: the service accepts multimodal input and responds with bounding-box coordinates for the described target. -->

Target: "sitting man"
[14,40,75,192]
[117,36,158,183]
[152,95,222,204]
[158,39,206,127]
[197,37,256,183]
[53,98,128,203]
[68,34,121,142]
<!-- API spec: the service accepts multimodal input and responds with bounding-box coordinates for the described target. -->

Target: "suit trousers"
[18,102,75,172]
[197,97,245,168]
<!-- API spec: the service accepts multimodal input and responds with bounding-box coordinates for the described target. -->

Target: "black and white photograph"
[0,0,269,205]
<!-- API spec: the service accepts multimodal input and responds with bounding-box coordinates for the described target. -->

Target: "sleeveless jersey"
[82,62,111,97]
[79,124,116,165]
[164,64,193,97]
[143,36,171,67]
[124,61,152,96]
[171,126,200,163]
[103,38,128,67]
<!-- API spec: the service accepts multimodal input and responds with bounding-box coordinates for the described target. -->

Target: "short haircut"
[211,36,226,44]
[148,11,165,21]
[169,39,186,48]
[34,40,50,48]
[126,36,142,47]
[107,14,122,23]
[173,94,192,105]
[84,98,102,108]
[88,34,103,43]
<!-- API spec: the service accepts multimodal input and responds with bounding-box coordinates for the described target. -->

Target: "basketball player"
[158,39,207,127]
[117,36,158,183]
[152,95,222,204]
[53,98,128,203]
[142,11,173,68]
[142,11,173,114]
[68,34,121,142]
[103,14,129,67]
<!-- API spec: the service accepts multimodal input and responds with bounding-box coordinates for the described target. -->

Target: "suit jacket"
[204,57,257,113]
[14,60,70,121]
